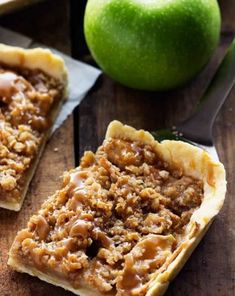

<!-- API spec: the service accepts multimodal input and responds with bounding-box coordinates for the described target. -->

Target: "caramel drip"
[0,120,4,129]
[69,219,91,238]
[70,171,87,193]
[120,253,142,293]
[117,235,176,295]
[0,71,18,100]
[68,172,88,211]
[93,228,113,248]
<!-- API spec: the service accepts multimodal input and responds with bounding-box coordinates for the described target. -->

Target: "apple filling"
[11,138,203,295]
[0,65,64,204]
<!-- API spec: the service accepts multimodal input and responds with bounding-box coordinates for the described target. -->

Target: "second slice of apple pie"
[0,44,68,211]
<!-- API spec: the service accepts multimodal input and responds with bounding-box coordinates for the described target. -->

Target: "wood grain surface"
[0,0,44,15]
[0,1,235,296]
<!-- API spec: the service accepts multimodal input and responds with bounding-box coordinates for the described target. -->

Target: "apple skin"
[84,0,221,91]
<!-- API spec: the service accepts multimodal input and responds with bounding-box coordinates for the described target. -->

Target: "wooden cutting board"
[0,1,235,296]
[0,0,43,15]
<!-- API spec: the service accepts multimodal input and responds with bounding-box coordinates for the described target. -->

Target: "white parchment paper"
[50,50,102,133]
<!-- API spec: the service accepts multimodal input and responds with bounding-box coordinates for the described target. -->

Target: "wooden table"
[0,1,235,295]
[0,0,44,15]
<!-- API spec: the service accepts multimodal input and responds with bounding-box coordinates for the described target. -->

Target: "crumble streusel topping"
[0,66,63,202]
[12,138,203,295]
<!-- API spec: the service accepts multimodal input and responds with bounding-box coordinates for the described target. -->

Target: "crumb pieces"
[13,138,204,295]
[0,66,63,201]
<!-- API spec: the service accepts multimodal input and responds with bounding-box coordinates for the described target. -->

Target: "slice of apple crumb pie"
[0,44,68,211]
[8,121,226,296]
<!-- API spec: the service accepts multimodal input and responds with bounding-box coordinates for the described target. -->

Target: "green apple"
[84,0,221,91]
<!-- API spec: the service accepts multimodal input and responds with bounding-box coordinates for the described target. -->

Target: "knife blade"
[153,39,235,162]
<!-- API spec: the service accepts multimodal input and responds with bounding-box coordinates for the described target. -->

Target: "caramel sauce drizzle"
[117,235,176,295]
[0,71,18,101]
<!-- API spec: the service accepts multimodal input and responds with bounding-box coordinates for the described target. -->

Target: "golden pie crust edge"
[8,120,227,296]
[0,43,68,211]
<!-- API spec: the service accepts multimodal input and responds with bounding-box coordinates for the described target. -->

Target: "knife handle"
[177,39,235,146]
